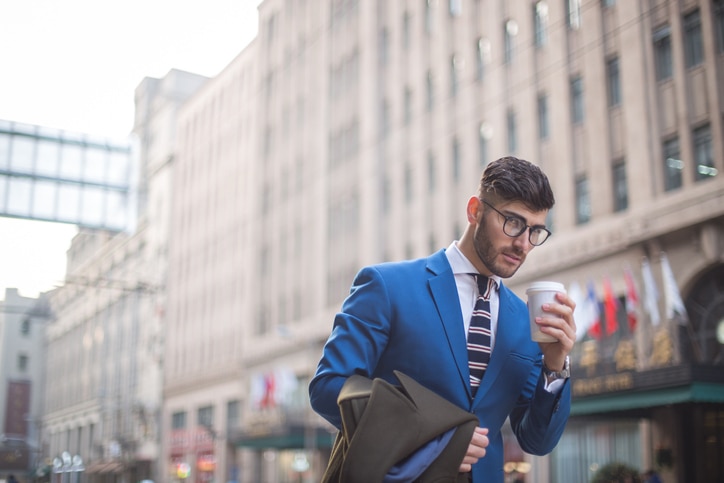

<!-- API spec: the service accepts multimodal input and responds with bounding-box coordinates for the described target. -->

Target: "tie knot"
[471,274,491,299]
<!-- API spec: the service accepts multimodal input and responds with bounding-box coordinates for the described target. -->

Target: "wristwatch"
[542,355,571,384]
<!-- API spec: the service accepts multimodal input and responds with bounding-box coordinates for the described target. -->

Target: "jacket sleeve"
[508,366,571,455]
[309,266,392,428]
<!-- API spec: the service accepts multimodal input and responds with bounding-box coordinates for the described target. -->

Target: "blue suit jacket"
[310,249,570,482]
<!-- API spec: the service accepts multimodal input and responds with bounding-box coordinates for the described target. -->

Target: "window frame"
[653,26,673,81]
[683,10,704,68]
[612,160,628,212]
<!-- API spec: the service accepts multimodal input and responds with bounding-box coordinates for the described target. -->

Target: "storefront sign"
[572,372,635,397]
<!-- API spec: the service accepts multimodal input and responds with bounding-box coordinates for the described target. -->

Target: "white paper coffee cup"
[526,281,566,343]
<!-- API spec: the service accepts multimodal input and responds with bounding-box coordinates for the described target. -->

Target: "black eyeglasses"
[480,199,552,246]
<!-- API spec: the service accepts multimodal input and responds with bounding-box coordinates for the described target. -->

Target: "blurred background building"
[0,289,49,482]
[161,0,724,481]
[1,0,723,482]
[39,69,208,483]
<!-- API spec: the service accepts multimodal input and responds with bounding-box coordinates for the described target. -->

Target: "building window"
[402,11,411,50]
[507,110,517,153]
[449,0,462,17]
[476,38,491,81]
[379,27,389,66]
[571,76,584,124]
[715,0,724,53]
[425,0,435,35]
[567,0,581,30]
[663,137,683,191]
[534,2,548,48]
[198,405,214,429]
[602,0,616,7]
[653,26,673,81]
[612,161,628,212]
[538,94,549,140]
[450,55,461,97]
[426,71,435,111]
[172,411,187,430]
[266,13,277,47]
[427,151,436,192]
[404,87,412,125]
[575,177,591,224]
[380,99,390,138]
[18,354,28,372]
[452,138,461,182]
[261,181,272,215]
[607,57,621,106]
[693,125,716,181]
[263,125,273,157]
[683,10,703,68]
[256,305,270,335]
[504,20,518,64]
[226,400,240,434]
[21,318,30,336]
[479,122,492,169]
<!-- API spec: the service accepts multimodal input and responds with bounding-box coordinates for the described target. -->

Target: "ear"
[466,197,481,223]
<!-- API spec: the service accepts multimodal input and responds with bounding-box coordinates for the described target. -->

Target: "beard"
[472,222,526,279]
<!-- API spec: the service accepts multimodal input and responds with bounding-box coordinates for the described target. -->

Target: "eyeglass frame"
[479,198,552,246]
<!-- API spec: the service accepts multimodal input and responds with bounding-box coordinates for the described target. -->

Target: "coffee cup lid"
[526,281,566,294]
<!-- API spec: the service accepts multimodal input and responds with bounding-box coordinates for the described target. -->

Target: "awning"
[571,382,724,416]
[83,463,105,475]
[101,462,124,474]
[231,426,336,450]
[84,461,124,474]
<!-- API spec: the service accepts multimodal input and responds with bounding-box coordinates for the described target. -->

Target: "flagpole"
[660,252,702,363]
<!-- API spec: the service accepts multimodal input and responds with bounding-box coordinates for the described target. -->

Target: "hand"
[459,427,489,473]
[536,291,576,371]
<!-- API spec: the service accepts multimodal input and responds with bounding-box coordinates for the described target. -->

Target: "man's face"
[472,198,548,279]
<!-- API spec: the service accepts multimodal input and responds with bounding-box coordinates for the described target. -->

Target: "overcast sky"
[0,0,259,299]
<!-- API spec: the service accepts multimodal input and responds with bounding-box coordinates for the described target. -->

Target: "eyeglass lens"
[502,217,549,245]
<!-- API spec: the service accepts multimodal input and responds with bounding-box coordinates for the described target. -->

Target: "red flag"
[603,277,619,336]
[261,373,276,408]
[623,267,639,332]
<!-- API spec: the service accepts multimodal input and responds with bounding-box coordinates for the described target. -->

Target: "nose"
[511,228,533,251]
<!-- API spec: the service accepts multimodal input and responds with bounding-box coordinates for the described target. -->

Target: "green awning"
[231,426,336,450]
[571,382,724,416]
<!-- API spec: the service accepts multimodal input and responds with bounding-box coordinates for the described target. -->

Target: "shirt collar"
[445,241,501,290]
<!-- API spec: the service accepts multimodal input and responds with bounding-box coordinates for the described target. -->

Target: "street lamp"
[52,452,84,483]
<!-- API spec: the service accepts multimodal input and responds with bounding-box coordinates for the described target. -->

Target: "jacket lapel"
[473,283,521,401]
[426,251,472,399]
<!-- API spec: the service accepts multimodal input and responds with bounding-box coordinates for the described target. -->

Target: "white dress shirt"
[444,241,564,393]
[445,241,502,349]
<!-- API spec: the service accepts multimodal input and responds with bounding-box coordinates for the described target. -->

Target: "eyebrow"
[500,207,548,230]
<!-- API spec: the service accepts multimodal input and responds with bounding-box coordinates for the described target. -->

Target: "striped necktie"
[468,274,493,395]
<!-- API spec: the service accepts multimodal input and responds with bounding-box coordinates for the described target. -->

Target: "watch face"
[717,320,724,344]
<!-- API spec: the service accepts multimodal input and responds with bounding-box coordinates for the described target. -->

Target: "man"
[310,156,576,482]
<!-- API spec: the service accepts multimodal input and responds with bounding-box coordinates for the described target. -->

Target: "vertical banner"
[4,380,31,437]
[641,257,660,326]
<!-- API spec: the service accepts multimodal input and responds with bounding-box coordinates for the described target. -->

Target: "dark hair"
[479,156,555,211]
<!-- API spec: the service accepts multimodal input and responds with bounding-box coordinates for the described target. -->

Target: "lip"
[502,251,522,265]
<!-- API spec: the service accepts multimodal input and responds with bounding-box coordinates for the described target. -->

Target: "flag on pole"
[623,266,639,332]
[660,252,689,325]
[586,281,602,340]
[570,281,593,340]
[641,256,660,326]
[602,277,619,336]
